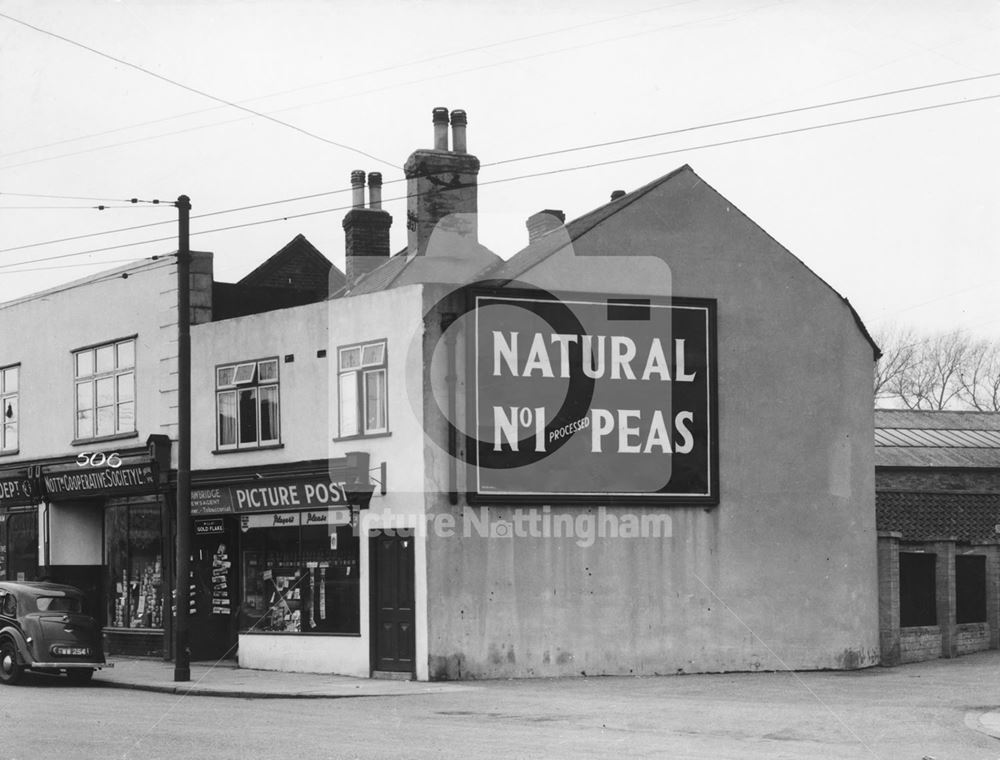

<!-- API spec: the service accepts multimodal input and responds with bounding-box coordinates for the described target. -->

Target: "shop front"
[39,438,172,657]
[0,466,40,582]
[189,458,363,666]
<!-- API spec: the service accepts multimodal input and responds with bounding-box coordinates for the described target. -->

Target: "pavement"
[92,657,474,699]
[91,650,1000,745]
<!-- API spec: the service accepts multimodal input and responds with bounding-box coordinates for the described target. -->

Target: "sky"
[1,0,998,341]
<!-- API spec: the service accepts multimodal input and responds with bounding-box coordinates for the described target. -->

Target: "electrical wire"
[481,70,1000,168]
[0,10,397,169]
[3,86,997,274]
[1,0,705,162]
[5,68,998,257]
[0,191,163,203]
[0,0,776,173]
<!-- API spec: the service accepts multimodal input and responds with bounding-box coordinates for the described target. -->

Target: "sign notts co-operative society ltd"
[472,292,717,504]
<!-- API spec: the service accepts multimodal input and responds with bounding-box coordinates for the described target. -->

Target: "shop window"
[899,552,937,627]
[105,500,164,630]
[1,510,38,582]
[240,519,359,634]
[216,358,280,450]
[956,554,987,624]
[1,364,18,452]
[73,339,135,441]
[338,340,387,437]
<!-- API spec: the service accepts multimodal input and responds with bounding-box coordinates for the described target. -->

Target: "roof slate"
[877,490,1000,542]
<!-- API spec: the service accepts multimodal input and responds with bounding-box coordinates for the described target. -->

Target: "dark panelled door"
[370,530,415,674]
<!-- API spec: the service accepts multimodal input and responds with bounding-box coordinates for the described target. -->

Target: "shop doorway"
[190,519,239,661]
[369,530,415,675]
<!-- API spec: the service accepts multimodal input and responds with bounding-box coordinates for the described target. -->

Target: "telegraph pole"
[174,195,192,682]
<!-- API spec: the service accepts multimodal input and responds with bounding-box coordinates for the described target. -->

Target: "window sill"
[72,431,139,447]
[0,449,19,458]
[332,432,392,443]
[212,443,285,455]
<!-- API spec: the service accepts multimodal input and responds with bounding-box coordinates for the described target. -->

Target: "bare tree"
[873,325,918,404]
[874,328,999,411]
[895,332,970,410]
[959,338,1000,411]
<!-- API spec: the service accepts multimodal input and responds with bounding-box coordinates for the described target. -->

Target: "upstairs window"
[1,365,17,452]
[338,340,387,438]
[74,339,135,441]
[216,358,280,450]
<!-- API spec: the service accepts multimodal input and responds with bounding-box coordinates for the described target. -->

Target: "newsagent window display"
[240,520,359,634]
[105,499,164,629]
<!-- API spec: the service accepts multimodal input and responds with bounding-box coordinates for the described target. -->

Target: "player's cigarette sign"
[471,293,717,504]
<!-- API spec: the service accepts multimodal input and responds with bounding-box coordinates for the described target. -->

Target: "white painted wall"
[195,285,429,678]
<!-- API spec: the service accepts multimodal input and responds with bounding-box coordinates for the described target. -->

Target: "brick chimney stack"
[343,169,392,290]
[526,209,565,244]
[404,107,479,258]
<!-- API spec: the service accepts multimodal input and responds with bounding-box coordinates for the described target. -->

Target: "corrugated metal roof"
[874,428,1000,448]
[875,409,1000,431]
[875,447,1000,468]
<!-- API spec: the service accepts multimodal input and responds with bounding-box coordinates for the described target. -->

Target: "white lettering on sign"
[492,332,697,383]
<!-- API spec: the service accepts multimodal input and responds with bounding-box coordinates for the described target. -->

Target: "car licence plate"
[53,647,90,656]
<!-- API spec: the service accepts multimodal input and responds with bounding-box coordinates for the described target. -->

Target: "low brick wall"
[899,626,942,663]
[955,623,990,656]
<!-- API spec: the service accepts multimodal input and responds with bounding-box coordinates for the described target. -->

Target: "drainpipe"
[442,313,458,505]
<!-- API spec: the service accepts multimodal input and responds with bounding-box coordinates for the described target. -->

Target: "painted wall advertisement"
[471,291,717,503]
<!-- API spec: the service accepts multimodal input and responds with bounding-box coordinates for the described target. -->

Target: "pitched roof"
[239,233,345,293]
[479,164,880,360]
[875,409,1000,468]
[877,490,1000,542]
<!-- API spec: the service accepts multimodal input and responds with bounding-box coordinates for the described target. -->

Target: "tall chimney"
[451,109,467,154]
[343,170,392,290]
[350,170,366,208]
[526,209,565,243]
[405,107,479,257]
[432,107,449,151]
[368,172,383,210]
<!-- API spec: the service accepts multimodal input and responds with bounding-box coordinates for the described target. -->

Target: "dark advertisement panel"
[471,291,717,504]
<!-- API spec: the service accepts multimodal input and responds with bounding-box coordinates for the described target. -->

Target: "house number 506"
[77,452,122,469]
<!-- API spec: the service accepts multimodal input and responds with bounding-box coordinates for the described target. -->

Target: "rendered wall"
[423,167,880,678]
[193,286,429,677]
[0,256,209,464]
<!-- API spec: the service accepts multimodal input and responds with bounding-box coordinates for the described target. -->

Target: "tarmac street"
[2,651,1000,759]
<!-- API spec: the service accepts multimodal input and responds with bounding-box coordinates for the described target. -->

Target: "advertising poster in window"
[470,291,717,504]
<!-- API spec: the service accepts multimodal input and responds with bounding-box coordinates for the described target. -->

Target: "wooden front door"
[370,530,415,674]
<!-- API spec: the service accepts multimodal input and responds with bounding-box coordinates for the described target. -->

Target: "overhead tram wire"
[5,68,999,258]
[0,0,788,174]
[0,11,397,169]
[1,0,705,162]
[3,87,998,275]
[0,191,164,203]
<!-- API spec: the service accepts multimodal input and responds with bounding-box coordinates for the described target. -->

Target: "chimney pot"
[350,170,366,208]
[432,107,449,150]
[610,190,626,201]
[450,109,468,153]
[368,172,383,210]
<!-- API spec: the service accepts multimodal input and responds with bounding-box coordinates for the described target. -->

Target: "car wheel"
[66,668,94,685]
[0,639,23,685]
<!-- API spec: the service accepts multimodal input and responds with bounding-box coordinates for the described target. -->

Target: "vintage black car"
[0,581,110,684]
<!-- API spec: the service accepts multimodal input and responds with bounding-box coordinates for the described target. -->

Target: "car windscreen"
[35,596,82,613]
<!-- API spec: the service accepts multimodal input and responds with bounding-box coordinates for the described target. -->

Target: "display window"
[105,498,164,629]
[0,508,38,581]
[240,517,359,634]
